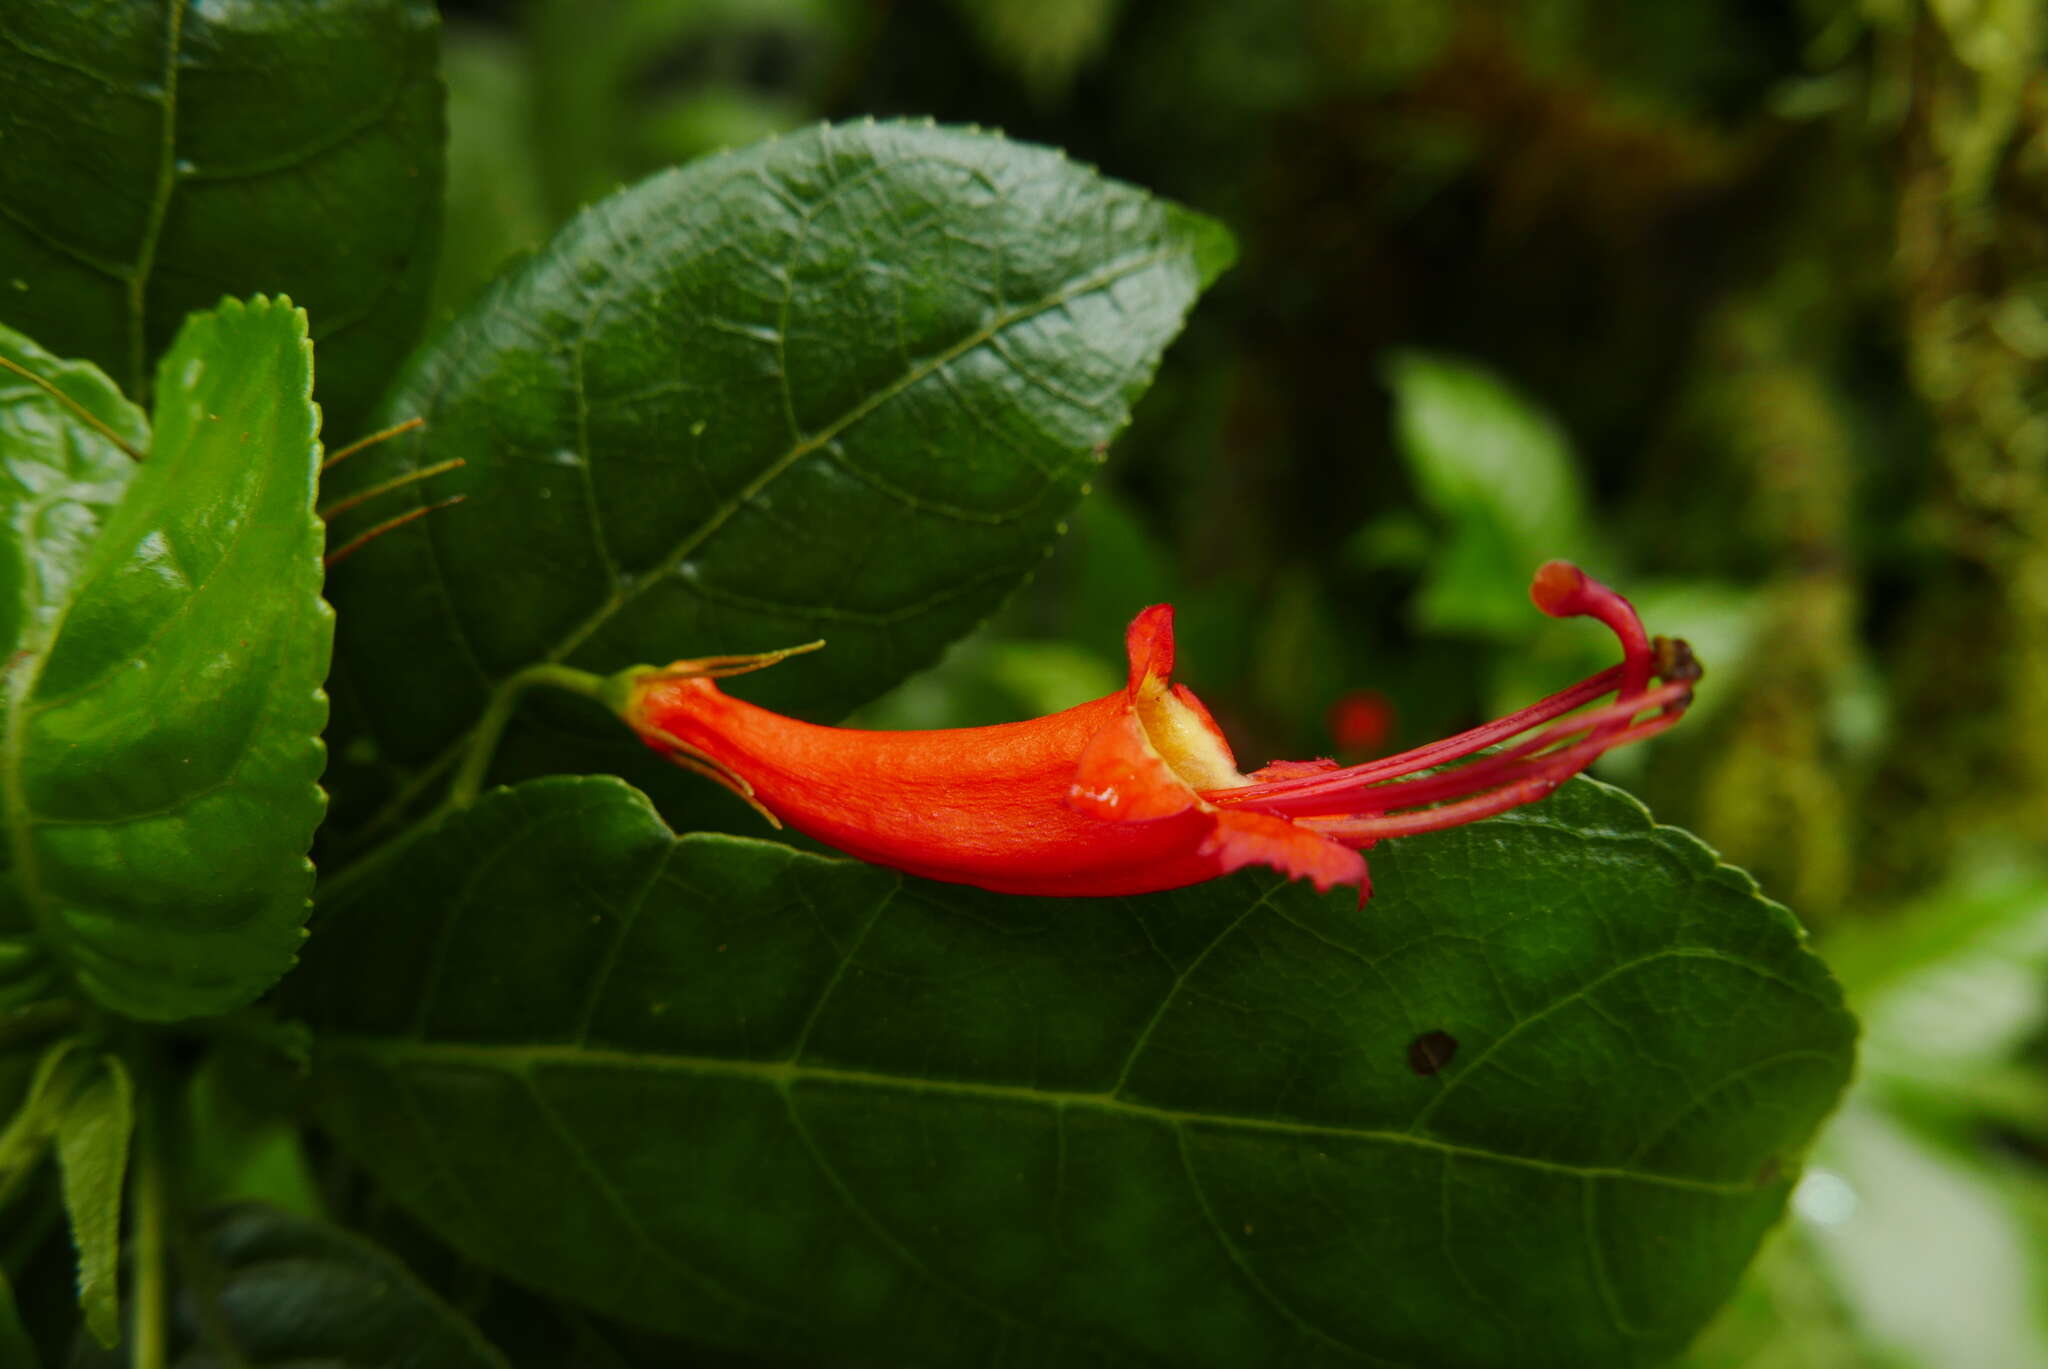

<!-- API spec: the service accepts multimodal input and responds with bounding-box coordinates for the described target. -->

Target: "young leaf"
[294,775,1855,1369]
[0,0,443,435]
[321,120,1233,803]
[54,1054,133,1349]
[0,298,330,1021]
[69,1204,510,1369]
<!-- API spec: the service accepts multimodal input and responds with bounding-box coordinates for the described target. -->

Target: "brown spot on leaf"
[1755,1155,1782,1186]
[1407,1030,1458,1076]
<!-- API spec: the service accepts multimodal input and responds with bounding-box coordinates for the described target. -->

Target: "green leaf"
[294,774,1855,1368]
[322,120,1232,807]
[0,0,443,435]
[1383,350,1597,639]
[70,1203,511,1369]
[0,327,143,1015]
[54,1053,133,1348]
[0,297,331,1021]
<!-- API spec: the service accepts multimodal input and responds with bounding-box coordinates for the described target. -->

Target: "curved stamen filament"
[1292,707,1688,843]
[1224,663,1628,803]
[1214,677,1693,818]
[1201,562,1695,847]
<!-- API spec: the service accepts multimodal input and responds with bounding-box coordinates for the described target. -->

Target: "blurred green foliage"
[347,0,2048,1361]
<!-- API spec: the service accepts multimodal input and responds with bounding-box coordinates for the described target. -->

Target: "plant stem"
[448,662,612,807]
[132,1082,169,1369]
[318,662,616,912]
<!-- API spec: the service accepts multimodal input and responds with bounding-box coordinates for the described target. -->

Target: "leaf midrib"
[126,0,189,400]
[540,243,1176,670]
[321,1034,1771,1197]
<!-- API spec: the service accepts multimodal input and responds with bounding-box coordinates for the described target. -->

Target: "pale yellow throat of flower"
[1133,673,1252,793]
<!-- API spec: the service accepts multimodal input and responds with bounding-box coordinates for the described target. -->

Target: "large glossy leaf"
[321,120,1232,804]
[0,298,330,1021]
[0,0,442,435]
[69,1204,510,1369]
[295,774,1855,1368]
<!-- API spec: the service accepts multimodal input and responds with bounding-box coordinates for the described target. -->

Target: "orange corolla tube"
[611,562,1699,903]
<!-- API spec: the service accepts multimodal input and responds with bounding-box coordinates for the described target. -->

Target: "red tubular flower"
[613,561,1699,903]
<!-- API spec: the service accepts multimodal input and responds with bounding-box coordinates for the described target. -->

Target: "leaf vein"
[1174,1125,1404,1365]
[540,243,1175,669]
[126,0,188,397]
[780,1085,1076,1349]
[786,877,899,1063]
[332,1037,1764,1196]
[1405,945,1833,1134]
[570,841,669,1046]
[523,1069,777,1318]
[0,197,130,282]
[1111,885,1284,1097]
